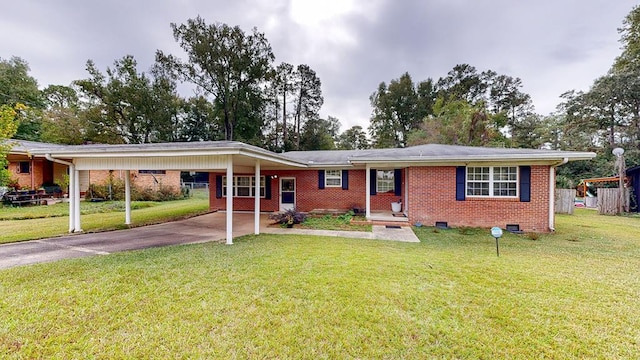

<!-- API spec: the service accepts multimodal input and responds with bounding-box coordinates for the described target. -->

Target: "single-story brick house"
[6,140,595,243]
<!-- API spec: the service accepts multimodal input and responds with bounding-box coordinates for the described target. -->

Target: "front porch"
[308,208,410,226]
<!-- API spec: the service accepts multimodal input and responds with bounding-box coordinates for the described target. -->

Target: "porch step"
[353,212,411,227]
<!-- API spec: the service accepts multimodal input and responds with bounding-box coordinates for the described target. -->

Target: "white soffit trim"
[74,155,231,171]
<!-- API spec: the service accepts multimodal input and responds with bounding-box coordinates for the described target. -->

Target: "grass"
[0,208,639,358]
[0,190,210,244]
[299,212,372,232]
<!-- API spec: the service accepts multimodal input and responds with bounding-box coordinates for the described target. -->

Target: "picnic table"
[2,190,51,206]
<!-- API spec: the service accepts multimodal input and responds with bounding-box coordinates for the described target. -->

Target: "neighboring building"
[7,140,596,239]
[6,140,181,194]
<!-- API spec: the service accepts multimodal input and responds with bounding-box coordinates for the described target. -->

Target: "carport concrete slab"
[0,212,261,270]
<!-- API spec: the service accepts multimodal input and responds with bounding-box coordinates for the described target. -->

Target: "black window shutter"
[370,169,377,195]
[394,169,402,196]
[215,175,223,199]
[456,166,466,201]
[318,170,325,189]
[520,166,531,202]
[265,176,272,200]
[342,170,349,190]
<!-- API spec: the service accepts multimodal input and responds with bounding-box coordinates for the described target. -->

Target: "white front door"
[279,177,296,211]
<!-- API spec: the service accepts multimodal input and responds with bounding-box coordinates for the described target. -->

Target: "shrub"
[86,179,181,202]
[269,208,307,225]
[336,210,354,223]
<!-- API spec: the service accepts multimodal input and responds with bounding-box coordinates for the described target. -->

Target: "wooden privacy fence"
[555,189,575,214]
[597,188,630,215]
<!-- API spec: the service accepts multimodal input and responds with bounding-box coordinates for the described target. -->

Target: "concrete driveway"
[0,212,267,270]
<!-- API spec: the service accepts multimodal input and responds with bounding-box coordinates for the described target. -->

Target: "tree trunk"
[295,91,303,150]
[223,99,233,141]
[282,83,287,149]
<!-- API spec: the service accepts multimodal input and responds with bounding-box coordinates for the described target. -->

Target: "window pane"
[19,162,30,174]
[237,177,250,187]
[493,182,517,197]
[467,167,489,181]
[377,170,395,193]
[467,182,489,196]
[325,170,342,187]
[237,187,250,196]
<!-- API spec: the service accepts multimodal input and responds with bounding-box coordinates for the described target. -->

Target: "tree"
[156,17,274,143]
[614,5,640,74]
[369,73,436,148]
[75,56,182,144]
[298,116,340,150]
[174,96,221,142]
[274,62,294,149]
[40,85,86,144]
[408,98,504,147]
[337,125,369,150]
[0,57,45,141]
[436,64,492,105]
[292,64,323,149]
[0,103,24,185]
[0,57,43,108]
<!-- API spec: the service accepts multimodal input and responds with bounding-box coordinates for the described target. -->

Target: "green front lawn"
[0,190,210,243]
[1,209,639,358]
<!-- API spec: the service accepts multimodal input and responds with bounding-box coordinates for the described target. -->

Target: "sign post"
[491,227,503,257]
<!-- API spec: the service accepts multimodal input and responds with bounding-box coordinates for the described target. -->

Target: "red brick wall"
[89,170,181,192]
[406,166,551,232]
[209,169,405,212]
[8,159,45,189]
[208,165,552,232]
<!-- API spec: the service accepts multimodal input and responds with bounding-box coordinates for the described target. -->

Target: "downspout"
[549,157,569,231]
[45,154,75,233]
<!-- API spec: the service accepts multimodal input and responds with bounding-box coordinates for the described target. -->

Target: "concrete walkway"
[264,225,420,243]
[0,213,419,270]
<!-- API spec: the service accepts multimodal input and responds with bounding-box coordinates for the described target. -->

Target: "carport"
[23,141,306,244]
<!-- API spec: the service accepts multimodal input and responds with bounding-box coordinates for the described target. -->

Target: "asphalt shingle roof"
[8,140,595,166]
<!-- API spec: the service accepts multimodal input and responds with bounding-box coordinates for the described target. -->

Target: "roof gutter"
[348,153,596,164]
[45,153,72,167]
[549,157,569,232]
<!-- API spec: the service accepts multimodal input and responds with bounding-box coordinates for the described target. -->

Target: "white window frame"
[466,166,518,198]
[325,169,342,187]
[222,176,265,198]
[376,170,395,194]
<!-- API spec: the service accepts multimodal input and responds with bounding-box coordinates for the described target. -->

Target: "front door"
[280,177,296,211]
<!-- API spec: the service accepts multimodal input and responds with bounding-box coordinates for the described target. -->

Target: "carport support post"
[124,170,131,225]
[226,157,234,245]
[74,168,82,232]
[254,160,260,235]
[68,165,76,232]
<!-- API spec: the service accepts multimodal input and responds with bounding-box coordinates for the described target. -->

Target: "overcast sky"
[1,0,636,131]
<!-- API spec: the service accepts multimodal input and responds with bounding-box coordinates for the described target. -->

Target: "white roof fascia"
[39,147,307,168]
[348,152,596,164]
